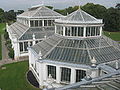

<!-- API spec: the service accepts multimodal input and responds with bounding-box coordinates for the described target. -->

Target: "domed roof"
[55,9,102,24]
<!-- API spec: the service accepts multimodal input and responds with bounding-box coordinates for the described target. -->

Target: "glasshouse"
[6,5,63,60]
[28,8,120,89]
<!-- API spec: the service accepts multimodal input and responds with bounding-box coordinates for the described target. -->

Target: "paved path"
[0,59,28,67]
[0,34,28,67]
[1,34,9,60]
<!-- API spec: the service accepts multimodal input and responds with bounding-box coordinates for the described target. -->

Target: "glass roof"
[30,35,120,65]
[17,6,63,18]
[8,22,29,39]
[19,27,55,40]
[8,22,55,40]
[55,9,102,24]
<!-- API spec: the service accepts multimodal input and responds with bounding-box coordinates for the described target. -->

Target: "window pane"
[44,20,47,26]
[61,67,71,82]
[30,21,34,27]
[78,27,83,36]
[86,27,91,37]
[51,20,55,26]
[19,42,23,52]
[24,42,28,51]
[35,41,38,44]
[39,20,42,26]
[76,70,86,82]
[47,65,56,79]
[96,27,100,36]
[30,41,33,46]
[48,20,52,26]
[35,20,38,27]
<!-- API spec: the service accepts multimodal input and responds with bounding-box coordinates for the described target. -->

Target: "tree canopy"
[0,3,120,32]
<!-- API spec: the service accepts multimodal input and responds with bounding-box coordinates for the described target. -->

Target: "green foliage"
[0,8,4,23]
[0,61,39,90]
[116,3,120,9]
[8,48,14,59]
[0,23,6,60]
[46,6,53,9]
[104,8,120,32]
[4,30,9,40]
[0,35,2,60]
[82,3,107,19]
[17,10,24,15]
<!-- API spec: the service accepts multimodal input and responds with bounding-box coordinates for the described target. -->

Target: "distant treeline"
[0,3,120,32]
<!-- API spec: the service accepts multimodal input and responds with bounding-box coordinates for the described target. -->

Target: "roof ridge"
[79,9,85,22]
[81,10,98,21]
[42,35,63,58]
[31,6,43,17]
[18,25,30,40]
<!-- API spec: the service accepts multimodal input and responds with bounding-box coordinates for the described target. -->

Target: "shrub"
[4,31,9,40]
[8,48,14,59]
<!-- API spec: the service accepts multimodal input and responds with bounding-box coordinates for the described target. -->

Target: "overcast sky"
[0,0,120,11]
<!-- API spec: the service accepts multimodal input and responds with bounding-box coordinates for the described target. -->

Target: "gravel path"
[1,34,9,60]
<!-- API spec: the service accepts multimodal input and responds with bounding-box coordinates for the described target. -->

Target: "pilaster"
[70,68,76,84]
[56,66,61,83]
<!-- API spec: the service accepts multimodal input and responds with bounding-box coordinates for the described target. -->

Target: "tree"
[0,8,4,23]
[4,10,16,22]
[104,7,120,32]
[16,10,24,15]
[116,3,120,9]
[82,3,107,19]
[46,6,53,10]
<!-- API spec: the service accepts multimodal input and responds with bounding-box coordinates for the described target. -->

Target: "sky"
[0,0,120,11]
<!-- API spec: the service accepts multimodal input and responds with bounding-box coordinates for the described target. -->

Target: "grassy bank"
[0,61,39,90]
[103,31,120,41]
[0,23,6,60]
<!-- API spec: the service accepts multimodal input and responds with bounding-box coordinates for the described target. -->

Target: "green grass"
[103,31,120,41]
[0,61,39,90]
[0,23,6,60]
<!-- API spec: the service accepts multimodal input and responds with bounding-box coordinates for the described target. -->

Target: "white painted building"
[7,5,63,60]
[28,8,120,89]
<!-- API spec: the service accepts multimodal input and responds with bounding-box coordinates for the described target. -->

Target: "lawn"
[103,31,120,41]
[0,23,6,60]
[0,61,39,90]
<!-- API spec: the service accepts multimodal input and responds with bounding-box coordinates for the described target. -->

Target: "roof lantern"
[55,8,103,38]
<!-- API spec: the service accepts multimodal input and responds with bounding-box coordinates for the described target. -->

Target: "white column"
[100,26,102,36]
[29,20,31,27]
[42,20,44,27]
[116,61,119,69]
[32,34,36,45]
[13,38,20,60]
[70,68,76,84]
[43,64,47,81]
[63,26,65,36]
[56,66,61,83]
[83,26,86,37]
[28,41,30,47]
[55,25,57,34]
[28,49,32,68]
[38,62,44,87]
